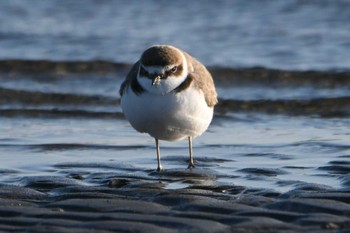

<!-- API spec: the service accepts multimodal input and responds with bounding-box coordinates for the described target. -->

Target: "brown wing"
[183,52,218,107]
[119,61,145,96]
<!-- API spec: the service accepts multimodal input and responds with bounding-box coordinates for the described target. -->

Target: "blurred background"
[1,0,349,70]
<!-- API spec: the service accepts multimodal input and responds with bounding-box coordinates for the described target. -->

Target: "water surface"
[0,63,349,193]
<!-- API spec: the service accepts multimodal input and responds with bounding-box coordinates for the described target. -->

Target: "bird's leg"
[188,136,195,169]
[155,139,163,172]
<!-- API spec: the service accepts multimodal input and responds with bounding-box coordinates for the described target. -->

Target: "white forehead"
[141,65,176,74]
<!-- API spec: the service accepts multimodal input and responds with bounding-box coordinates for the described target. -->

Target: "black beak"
[151,75,162,86]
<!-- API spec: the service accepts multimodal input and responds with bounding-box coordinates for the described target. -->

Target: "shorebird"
[119,45,217,171]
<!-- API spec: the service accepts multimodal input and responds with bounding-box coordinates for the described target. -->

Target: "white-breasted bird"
[119,45,217,171]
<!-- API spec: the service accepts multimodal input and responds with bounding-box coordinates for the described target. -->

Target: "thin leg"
[155,139,163,172]
[188,136,195,169]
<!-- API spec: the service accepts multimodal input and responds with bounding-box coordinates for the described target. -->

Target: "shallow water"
[1,65,349,194]
[2,114,349,193]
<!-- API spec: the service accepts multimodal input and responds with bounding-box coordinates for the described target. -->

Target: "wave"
[0,109,124,119]
[1,87,349,118]
[218,97,350,118]
[0,87,116,105]
[1,59,350,87]
[0,60,349,118]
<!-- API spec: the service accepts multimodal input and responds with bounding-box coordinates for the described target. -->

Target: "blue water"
[0,69,349,192]
[0,0,350,70]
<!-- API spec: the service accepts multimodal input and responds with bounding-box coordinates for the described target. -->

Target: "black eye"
[170,66,177,73]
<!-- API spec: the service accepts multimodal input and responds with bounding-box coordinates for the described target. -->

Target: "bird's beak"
[152,75,161,86]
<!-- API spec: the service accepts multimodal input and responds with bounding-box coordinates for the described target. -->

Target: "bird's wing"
[183,52,218,107]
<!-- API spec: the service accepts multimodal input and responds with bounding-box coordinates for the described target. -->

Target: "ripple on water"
[238,168,289,177]
[243,153,293,160]
[318,160,350,175]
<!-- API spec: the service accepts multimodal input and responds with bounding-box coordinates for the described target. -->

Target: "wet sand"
[0,171,349,233]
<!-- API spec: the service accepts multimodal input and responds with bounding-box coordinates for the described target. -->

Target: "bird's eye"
[170,66,177,73]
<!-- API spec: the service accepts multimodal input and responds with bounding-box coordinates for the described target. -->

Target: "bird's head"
[137,45,188,95]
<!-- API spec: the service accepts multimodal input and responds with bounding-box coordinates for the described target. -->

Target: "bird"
[119,45,217,171]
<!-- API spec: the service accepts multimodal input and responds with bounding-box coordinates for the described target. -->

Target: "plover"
[119,45,217,171]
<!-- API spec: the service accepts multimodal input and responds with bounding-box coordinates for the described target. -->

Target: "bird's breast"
[121,86,214,141]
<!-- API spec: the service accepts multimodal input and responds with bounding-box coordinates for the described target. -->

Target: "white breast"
[121,86,214,141]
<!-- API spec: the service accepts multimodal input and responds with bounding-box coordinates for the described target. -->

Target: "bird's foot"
[187,163,195,169]
[156,166,163,172]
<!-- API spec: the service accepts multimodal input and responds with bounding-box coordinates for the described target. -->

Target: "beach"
[1,0,350,232]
